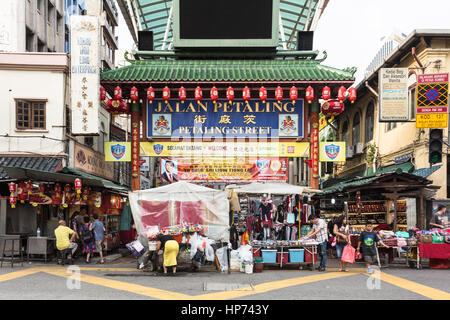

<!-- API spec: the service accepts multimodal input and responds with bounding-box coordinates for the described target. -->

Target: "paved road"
[0,258,448,301]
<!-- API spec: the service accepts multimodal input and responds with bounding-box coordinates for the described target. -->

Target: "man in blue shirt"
[90,214,105,264]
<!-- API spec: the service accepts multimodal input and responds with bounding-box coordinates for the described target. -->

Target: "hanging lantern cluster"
[104,86,130,115]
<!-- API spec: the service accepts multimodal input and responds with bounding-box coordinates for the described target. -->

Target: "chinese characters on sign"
[131,124,139,177]
[70,15,100,135]
[148,99,304,139]
[311,126,319,178]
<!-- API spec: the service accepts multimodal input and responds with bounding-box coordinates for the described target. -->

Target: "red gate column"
[310,100,320,190]
[131,101,141,191]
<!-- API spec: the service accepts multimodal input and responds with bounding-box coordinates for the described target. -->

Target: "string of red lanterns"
[101,85,356,111]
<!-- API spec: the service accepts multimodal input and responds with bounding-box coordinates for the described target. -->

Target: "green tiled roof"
[101,58,357,83]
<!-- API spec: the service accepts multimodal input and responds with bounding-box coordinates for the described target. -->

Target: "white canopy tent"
[227,182,319,196]
[129,181,230,242]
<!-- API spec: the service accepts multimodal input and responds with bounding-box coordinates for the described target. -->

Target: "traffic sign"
[416,113,448,128]
[416,73,449,114]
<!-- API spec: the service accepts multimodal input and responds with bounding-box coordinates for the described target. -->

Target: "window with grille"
[16,100,46,130]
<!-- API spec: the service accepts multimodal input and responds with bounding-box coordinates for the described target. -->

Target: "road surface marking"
[379,272,450,300]
[195,271,357,300]
[0,268,41,283]
[44,268,191,300]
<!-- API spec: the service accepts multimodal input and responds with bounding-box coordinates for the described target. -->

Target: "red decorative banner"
[311,127,320,177]
[131,124,139,177]
[160,158,289,183]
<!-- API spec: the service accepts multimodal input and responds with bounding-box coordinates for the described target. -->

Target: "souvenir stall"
[316,172,441,268]
[228,182,319,270]
[128,181,230,272]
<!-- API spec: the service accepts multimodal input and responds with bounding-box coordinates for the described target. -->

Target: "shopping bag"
[341,244,356,264]
[355,251,362,260]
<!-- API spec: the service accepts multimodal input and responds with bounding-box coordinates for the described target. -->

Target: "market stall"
[128,181,230,272]
[316,172,442,268]
[227,182,319,271]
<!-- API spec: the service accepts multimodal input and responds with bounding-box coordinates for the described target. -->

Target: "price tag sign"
[416,113,448,128]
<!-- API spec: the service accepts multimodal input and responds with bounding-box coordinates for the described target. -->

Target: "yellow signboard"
[319,142,346,162]
[105,142,131,162]
[319,114,334,131]
[416,113,448,128]
[141,142,310,158]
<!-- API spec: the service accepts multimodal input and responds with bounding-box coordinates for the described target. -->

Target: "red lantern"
[9,194,17,209]
[162,86,170,102]
[17,182,28,203]
[74,178,82,195]
[130,86,139,102]
[226,86,235,103]
[114,86,122,101]
[179,86,187,103]
[100,86,106,101]
[321,100,345,116]
[106,99,128,115]
[210,86,219,102]
[39,183,45,197]
[290,86,298,103]
[64,184,71,196]
[82,187,90,201]
[348,87,357,103]
[275,86,283,101]
[242,86,251,101]
[259,86,267,103]
[322,86,331,101]
[305,86,315,104]
[338,86,347,102]
[195,86,203,102]
[54,183,62,198]
[26,180,33,195]
[8,182,16,195]
[147,87,155,103]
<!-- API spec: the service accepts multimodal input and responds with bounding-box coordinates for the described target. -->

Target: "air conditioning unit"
[346,146,354,159]
[354,142,364,155]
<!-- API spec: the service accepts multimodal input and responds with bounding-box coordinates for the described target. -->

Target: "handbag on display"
[432,234,445,244]
[418,234,433,243]
[397,238,407,247]
[383,238,398,246]
[444,236,450,244]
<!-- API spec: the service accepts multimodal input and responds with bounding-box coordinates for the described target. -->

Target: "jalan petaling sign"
[147,99,304,139]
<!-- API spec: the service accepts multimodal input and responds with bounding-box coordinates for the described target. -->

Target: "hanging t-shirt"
[359,231,380,256]
[260,203,272,223]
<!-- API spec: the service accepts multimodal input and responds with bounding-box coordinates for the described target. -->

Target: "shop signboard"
[319,113,334,132]
[147,99,304,139]
[394,152,412,164]
[160,158,289,183]
[140,141,310,158]
[379,68,409,122]
[70,15,100,135]
[319,142,346,162]
[74,143,114,180]
[105,142,131,162]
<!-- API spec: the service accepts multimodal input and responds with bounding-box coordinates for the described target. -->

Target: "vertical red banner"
[131,124,139,177]
[311,126,319,177]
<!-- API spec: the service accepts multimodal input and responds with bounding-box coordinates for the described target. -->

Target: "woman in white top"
[333,215,350,272]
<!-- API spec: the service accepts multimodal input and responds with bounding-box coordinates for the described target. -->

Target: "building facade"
[325,30,450,202]
[0,0,65,53]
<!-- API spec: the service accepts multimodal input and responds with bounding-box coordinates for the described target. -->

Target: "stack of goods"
[378,230,414,247]
[416,229,450,244]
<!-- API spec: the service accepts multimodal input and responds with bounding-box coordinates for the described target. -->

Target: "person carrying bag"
[333,215,351,272]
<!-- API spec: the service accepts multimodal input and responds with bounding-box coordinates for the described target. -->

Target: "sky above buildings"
[117,0,450,84]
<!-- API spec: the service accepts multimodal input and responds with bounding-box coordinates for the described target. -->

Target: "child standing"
[357,224,389,274]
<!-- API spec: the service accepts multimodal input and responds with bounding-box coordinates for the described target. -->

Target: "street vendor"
[430,205,449,229]
[155,234,179,275]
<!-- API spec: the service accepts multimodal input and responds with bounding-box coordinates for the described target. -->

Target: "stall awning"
[228,182,319,195]
[61,168,130,194]
[412,165,442,179]
[0,157,62,181]
[375,162,414,175]
[1,166,129,194]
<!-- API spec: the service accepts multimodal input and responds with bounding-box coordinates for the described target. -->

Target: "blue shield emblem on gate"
[111,144,126,160]
[153,144,164,155]
[325,144,340,160]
